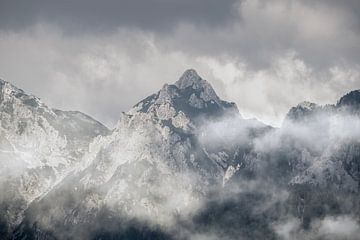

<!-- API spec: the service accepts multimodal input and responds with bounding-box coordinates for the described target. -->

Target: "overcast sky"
[0,0,360,127]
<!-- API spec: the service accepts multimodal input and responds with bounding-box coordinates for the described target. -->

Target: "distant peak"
[173,69,223,104]
[296,101,317,110]
[0,78,24,95]
[130,69,240,118]
[0,78,9,87]
[175,69,202,89]
[337,89,360,107]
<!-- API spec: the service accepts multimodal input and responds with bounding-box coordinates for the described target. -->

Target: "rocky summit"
[0,70,360,240]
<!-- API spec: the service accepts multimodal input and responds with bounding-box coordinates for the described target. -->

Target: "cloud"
[0,25,202,127]
[200,52,360,126]
[1,1,360,236]
[275,216,360,240]
[316,216,360,239]
[273,218,302,240]
[0,0,359,128]
[160,0,360,68]
[0,0,239,33]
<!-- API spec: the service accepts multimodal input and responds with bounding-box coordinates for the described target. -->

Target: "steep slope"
[13,69,271,239]
[337,89,360,111]
[5,71,360,240]
[265,92,360,230]
[0,79,109,230]
[281,93,360,191]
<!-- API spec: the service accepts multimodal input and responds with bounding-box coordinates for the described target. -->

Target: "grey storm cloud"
[0,0,360,127]
[0,0,239,33]
[1,0,360,67]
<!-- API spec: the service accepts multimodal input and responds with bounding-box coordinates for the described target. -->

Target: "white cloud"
[0,0,360,128]
[317,216,360,238]
[199,52,360,126]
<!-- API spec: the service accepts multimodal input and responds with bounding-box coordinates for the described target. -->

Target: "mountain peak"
[175,69,202,89]
[0,78,24,94]
[130,69,238,122]
[174,69,222,105]
[337,89,360,108]
[0,78,35,107]
[285,101,319,122]
[296,101,318,110]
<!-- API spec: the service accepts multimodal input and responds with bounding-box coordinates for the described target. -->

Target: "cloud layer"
[0,0,360,127]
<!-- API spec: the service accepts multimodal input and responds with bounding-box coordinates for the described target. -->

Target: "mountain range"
[0,69,360,240]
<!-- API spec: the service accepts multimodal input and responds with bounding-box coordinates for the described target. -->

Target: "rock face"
[0,79,109,229]
[1,70,360,240]
[131,69,237,121]
[11,69,268,239]
[282,93,360,191]
[286,101,319,122]
[337,90,360,108]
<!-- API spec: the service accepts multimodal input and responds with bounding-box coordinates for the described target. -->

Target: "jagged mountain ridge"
[13,70,268,236]
[3,70,272,239]
[284,93,360,191]
[0,70,359,239]
[0,79,109,230]
[131,69,237,119]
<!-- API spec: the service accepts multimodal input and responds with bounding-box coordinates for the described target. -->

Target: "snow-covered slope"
[8,70,272,239]
[280,93,360,191]
[0,79,109,226]
[2,70,360,240]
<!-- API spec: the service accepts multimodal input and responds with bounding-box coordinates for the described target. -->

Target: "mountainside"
[0,79,109,232]
[284,95,360,190]
[1,70,360,240]
[10,70,271,239]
